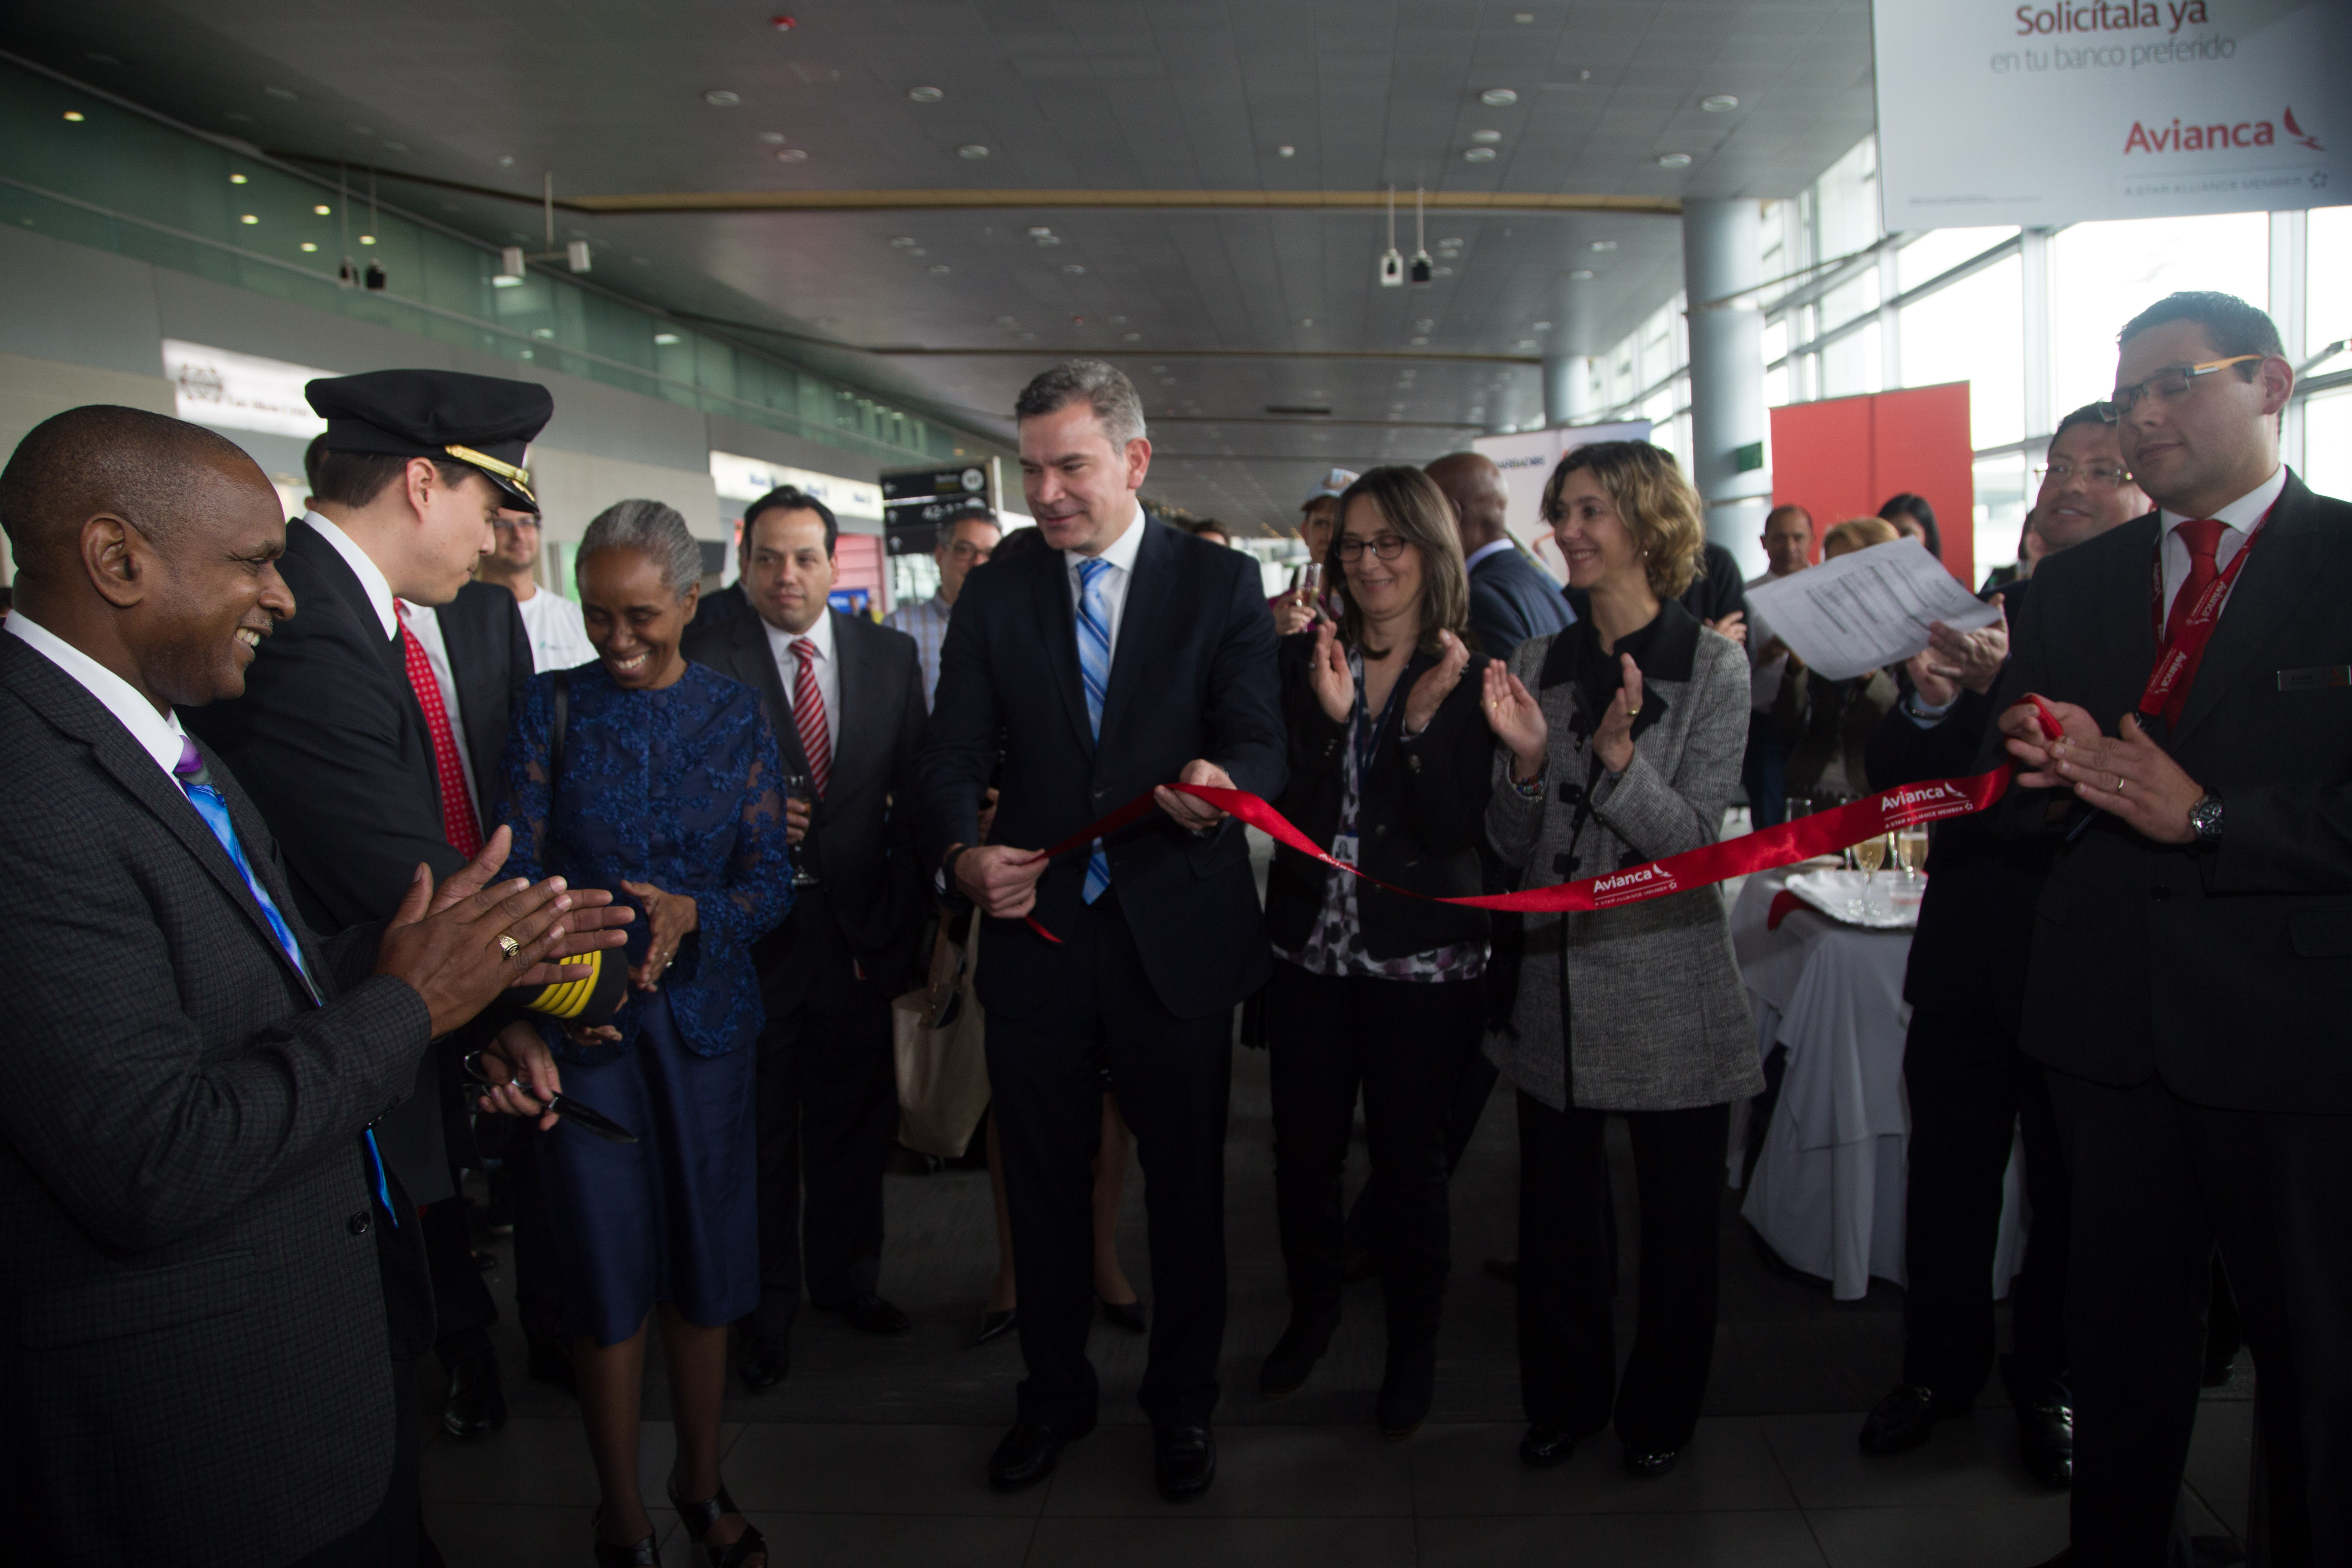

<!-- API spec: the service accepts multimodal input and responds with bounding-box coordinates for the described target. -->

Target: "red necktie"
[791,637,833,798]
[2164,518,2227,647]
[397,604,484,858]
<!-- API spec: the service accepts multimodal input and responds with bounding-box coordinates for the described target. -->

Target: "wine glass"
[1851,832,1887,916]
[1896,827,1930,885]
[784,773,819,888]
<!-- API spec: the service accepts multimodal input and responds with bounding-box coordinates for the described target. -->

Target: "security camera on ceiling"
[1378,186,1404,288]
[1409,186,1433,287]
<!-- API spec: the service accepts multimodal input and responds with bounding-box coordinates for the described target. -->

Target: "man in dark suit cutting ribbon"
[0,404,622,1564]
[1991,293,2352,1566]
[916,360,1284,1502]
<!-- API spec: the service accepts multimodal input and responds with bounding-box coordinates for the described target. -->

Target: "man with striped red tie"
[683,484,929,1390]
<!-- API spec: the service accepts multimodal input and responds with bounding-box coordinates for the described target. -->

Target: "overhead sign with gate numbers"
[1871,0,2349,229]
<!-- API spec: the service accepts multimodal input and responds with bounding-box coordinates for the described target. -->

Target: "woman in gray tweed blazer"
[1476,441,1761,1479]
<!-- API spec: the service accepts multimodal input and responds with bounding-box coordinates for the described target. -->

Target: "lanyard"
[1350,652,1408,782]
[2139,503,2274,728]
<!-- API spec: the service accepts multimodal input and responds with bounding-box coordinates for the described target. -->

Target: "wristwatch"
[2187,790,2224,845]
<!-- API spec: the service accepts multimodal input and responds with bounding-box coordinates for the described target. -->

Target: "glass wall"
[1591,132,2350,583]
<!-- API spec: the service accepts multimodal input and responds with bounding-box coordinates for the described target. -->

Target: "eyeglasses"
[2099,354,2265,421]
[1335,533,1409,562]
[2031,461,2135,487]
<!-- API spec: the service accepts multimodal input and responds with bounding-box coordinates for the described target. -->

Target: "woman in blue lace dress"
[495,499,790,1568]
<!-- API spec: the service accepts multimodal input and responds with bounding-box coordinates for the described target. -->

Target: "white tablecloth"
[1730,869,2028,1302]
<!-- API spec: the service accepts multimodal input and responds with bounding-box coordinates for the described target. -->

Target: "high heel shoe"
[974,1307,1018,1346]
[668,1473,768,1568]
[589,1509,659,1567]
[1099,1295,1148,1335]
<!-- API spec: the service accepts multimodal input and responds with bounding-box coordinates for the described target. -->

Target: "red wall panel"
[1769,382,1975,586]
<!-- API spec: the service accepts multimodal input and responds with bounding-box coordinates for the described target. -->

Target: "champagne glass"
[1896,827,1930,885]
[1851,832,1887,916]
[784,773,819,888]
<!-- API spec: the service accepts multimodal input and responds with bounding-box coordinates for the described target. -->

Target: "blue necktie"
[173,738,398,1226]
[1075,557,1114,903]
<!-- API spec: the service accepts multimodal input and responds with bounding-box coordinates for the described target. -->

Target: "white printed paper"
[1743,541,2001,683]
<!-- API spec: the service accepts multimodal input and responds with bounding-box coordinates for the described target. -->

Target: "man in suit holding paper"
[1992,293,2352,1566]
[916,360,1284,1502]
[0,404,617,1563]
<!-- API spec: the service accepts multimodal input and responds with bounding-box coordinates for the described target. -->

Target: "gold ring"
[2114,777,2126,794]
[1626,704,1642,718]
[496,934,521,961]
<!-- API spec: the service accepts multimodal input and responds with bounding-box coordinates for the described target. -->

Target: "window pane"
[2309,205,2352,361]
[1898,227,2016,294]
[1973,453,2032,591]
[2304,389,2352,502]
[1822,320,1881,399]
[2050,213,2269,412]
[1900,253,2024,448]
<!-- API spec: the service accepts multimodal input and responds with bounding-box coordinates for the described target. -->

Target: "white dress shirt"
[303,511,399,639]
[2157,463,2283,630]
[765,607,841,762]
[3,611,187,778]
[883,593,952,711]
[393,597,480,812]
[1463,537,1516,574]
[513,584,598,674]
[1062,499,1145,660]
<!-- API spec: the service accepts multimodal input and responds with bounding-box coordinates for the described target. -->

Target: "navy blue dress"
[496,660,793,1344]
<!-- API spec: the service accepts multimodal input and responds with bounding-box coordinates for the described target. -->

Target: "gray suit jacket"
[0,635,432,1563]
[1484,602,1761,1112]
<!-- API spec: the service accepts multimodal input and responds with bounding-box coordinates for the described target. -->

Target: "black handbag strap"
[549,669,570,792]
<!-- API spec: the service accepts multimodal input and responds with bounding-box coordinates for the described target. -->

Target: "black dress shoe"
[974,1308,1018,1346]
[1623,1446,1680,1478]
[832,1292,913,1336]
[988,1418,1092,1492]
[441,1351,506,1442]
[2015,1399,2073,1489]
[1858,1383,1970,1455]
[1519,1424,1577,1469]
[1154,1424,1217,1502]
[1258,1311,1340,1398]
[1100,1296,1148,1335]
[736,1330,788,1394]
[1376,1347,1436,1442]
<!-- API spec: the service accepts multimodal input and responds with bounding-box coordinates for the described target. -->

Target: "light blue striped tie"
[1075,557,1113,903]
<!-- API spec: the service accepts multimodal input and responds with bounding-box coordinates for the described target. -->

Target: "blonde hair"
[1328,466,1471,657]
[1541,441,1704,599]
[1822,515,1901,558]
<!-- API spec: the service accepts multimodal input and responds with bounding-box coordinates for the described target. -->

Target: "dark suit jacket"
[916,514,1286,1020]
[1866,577,2048,1029]
[1679,542,1751,630]
[0,635,432,1562]
[696,581,752,633]
[184,520,529,1206]
[1986,472,2352,1110]
[1467,543,1575,664]
[684,605,930,1008]
[1266,633,1495,959]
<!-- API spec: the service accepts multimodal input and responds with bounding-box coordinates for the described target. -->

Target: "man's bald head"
[1422,451,1512,554]
[1,405,263,579]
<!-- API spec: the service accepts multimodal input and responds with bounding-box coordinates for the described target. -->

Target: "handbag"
[891,920,991,1158]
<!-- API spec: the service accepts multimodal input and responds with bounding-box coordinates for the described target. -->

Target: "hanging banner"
[1473,420,1652,563]
[1871,0,2350,229]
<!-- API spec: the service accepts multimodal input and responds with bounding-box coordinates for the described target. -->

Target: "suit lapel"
[828,609,871,792]
[734,612,810,775]
[1097,517,1172,752]
[1032,551,1095,756]
[2169,478,2324,748]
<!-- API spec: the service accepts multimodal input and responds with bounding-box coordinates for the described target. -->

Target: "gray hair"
[1014,359,1148,447]
[576,498,701,597]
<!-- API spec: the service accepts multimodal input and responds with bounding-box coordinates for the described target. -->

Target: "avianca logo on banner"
[2125,107,2322,155]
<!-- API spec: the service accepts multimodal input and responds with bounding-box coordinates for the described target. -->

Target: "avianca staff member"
[1993,291,2352,1567]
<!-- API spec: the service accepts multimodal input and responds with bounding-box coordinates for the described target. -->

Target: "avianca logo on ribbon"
[2124,108,2321,156]
[1590,863,1680,907]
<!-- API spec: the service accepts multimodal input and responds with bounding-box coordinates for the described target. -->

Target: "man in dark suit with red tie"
[916,360,1285,1502]
[1991,293,2352,1565]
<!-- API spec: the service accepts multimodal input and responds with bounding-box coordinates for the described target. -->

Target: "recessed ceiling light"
[300,241,318,252]
[1471,130,1503,144]
[1034,233,1061,245]
[891,236,917,247]
[1588,239,1618,251]
[1026,226,1053,237]
[928,263,950,274]
[1464,147,1497,162]
[655,332,681,344]
[1657,152,1693,168]
[958,144,989,159]
[263,86,297,101]
[1434,266,1455,276]
[230,173,248,184]
[1701,94,1739,113]
[1152,365,1167,373]
[996,315,1019,326]
[1019,331,1035,340]
[360,234,376,245]
[1063,263,1085,274]
[775,148,808,161]
[1515,11,1534,20]
[1277,144,1295,157]
[492,274,522,288]
[1110,315,1127,324]
[497,155,514,167]
[1409,336,1429,346]
[705,90,741,107]
[908,248,925,257]
[758,131,787,144]
[907,86,944,102]
[1414,319,1434,331]
[312,203,331,215]
[62,110,86,122]
[533,327,555,338]
[1124,332,1142,341]
[1300,318,1314,327]
[1532,320,1552,330]
[1569,268,1596,280]
[1480,87,1518,106]
[239,214,259,225]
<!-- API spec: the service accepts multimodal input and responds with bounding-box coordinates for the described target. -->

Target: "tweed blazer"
[1484,600,1762,1112]
[0,635,432,1564]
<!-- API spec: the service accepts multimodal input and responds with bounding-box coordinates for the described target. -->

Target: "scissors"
[462,1050,640,1145]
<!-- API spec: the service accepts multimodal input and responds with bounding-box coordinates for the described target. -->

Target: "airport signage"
[882,463,995,555]
[1871,0,2348,228]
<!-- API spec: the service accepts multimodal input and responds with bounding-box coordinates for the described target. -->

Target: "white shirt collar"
[2159,464,2286,537]
[1464,538,1516,572]
[303,511,400,640]
[763,604,836,661]
[1066,500,1145,578]
[3,611,188,778]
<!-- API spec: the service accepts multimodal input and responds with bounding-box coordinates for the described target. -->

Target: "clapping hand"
[1918,595,2009,697]
[375,854,609,1039]
[1593,654,1644,775]
[1479,659,1548,782]
[1706,610,1748,648]
[426,824,634,956]
[1307,620,1354,724]
[619,880,698,991]
[1401,630,1472,736]
[2000,695,2203,844]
